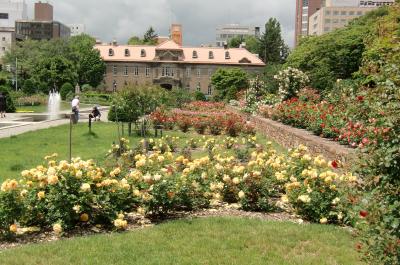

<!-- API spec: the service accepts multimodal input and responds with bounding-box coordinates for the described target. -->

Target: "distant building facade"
[216,24,260,47]
[95,40,265,94]
[34,1,53,21]
[294,0,323,46]
[16,20,71,40]
[309,0,394,36]
[68,23,85,36]
[0,0,27,58]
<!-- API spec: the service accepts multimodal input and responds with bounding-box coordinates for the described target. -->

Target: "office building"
[309,0,395,36]
[95,40,265,94]
[16,20,70,40]
[216,24,260,47]
[294,0,323,46]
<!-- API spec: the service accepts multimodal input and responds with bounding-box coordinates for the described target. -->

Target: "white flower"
[298,195,311,203]
[80,183,91,192]
[238,190,245,199]
[320,218,328,224]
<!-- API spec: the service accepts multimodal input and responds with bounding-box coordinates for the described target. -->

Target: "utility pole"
[15,57,18,91]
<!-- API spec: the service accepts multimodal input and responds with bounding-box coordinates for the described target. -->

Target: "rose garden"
[0,4,399,265]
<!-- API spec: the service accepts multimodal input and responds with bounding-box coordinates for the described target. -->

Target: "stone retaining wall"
[227,105,355,164]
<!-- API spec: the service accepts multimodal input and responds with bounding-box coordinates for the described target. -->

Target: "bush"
[194,91,206,101]
[60,83,74,100]
[0,86,16,112]
[274,67,309,101]
[22,79,37,95]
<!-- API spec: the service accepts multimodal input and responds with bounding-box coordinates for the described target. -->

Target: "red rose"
[357,96,364,101]
[331,160,339,169]
[360,210,368,218]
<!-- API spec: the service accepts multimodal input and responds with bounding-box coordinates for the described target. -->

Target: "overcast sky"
[25,0,295,47]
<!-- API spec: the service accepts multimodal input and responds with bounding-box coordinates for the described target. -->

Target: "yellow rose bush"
[0,136,358,239]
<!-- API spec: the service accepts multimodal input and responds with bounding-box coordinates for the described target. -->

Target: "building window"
[325,19,331,23]
[186,67,191,77]
[349,11,355,15]
[162,67,174,77]
[325,10,331,15]
[341,11,347,16]
[192,50,198,59]
[332,19,338,24]
[145,67,150,77]
[109,48,114,56]
[2,47,5,51]
[197,82,201,91]
[357,11,363,15]
[197,69,201,77]
[112,80,117,92]
[333,11,339,16]
[141,49,146,57]
[133,66,139,76]
[208,51,214,59]
[186,84,190,90]
[225,51,230,59]
[207,85,212,95]
[1,37,5,41]
[112,66,117,75]
[124,66,128,76]
[0,13,9,19]
[324,27,330,32]
[124,49,130,57]
[208,69,213,77]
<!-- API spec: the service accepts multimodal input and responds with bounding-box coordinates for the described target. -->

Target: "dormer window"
[141,49,146,57]
[192,50,198,59]
[124,49,130,57]
[109,48,114,56]
[208,51,214,59]
[225,51,230,59]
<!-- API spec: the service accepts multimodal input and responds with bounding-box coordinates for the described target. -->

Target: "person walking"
[0,92,6,118]
[71,95,80,123]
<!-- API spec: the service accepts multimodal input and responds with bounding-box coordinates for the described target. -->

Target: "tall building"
[216,24,260,47]
[294,0,323,46]
[0,0,27,58]
[95,40,265,93]
[170,24,182,46]
[34,1,53,21]
[68,24,85,36]
[309,0,394,36]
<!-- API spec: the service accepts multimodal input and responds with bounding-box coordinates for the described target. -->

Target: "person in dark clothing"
[0,92,6,118]
[89,106,101,121]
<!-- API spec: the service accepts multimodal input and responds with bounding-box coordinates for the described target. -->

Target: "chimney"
[34,1,53,21]
[223,42,228,49]
[170,24,183,46]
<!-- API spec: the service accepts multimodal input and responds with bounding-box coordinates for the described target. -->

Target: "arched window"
[109,48,114,56]
[192,50,198,59]
[225,51,230,59]
[141,49,146,57]
[208,51,214,59]
[124,49,130,57]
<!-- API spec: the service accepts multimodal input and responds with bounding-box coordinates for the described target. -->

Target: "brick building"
[95,40,265,94]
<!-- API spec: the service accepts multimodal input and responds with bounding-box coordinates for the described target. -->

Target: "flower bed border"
[227,105,355,165]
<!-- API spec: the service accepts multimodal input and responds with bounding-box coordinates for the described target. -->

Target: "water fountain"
[48,91,61,120]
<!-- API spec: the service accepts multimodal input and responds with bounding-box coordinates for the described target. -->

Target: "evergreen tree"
[259,18,288,63]
[143,27,158,45]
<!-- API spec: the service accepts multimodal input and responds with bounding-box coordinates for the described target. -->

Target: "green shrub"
[60,83,74,100]
[22,79,37,95]
[194,91,206,101]
[0,86,16,112]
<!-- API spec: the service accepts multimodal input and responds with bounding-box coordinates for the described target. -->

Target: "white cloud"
[24,0,295,46]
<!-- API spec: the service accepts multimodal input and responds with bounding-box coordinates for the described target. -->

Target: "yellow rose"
[53,223,63,235]
[80,213,89,222]
[37,191,45,200]
[319,218,328,224]
[9,224,17,233]
[238,190,245,199]
[80,183,91,192]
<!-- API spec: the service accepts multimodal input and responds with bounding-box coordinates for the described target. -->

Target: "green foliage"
[22,79,36,95]
[143,27,158,45]
[0,188,23,238]
[211,68,249,101]
[194,91,206,101]
[60,83,74,100]
[108,85,167,122]
[128,36,145,45]
[0,85,15,112]
[165,87,194,108]
[259,18,288,63]
[263,63,283,93]
[286,7,390,92]
[229,36,260,54]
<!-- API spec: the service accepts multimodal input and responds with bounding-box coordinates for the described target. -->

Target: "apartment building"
[216,24,260,47]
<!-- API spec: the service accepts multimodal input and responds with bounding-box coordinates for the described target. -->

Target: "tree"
[0,86,15,112]
[143,27,158,45]
[229,36,260,54]
[211,68,249,101]
[259,18,288,64]
[68,34,106,88]
[228,36,245,48]
[32,56,77,93]
[22,79,36,95]
[60,82,74,100]
[128,36,145,45]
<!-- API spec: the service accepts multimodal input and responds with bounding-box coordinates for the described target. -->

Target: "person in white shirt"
[71,96,80,122]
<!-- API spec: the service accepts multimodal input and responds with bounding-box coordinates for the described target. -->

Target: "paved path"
[0,107,109,139]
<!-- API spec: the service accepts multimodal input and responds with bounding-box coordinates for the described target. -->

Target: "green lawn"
[0,122,283,182]
[0,217,364,265]
[16,102,91,113]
